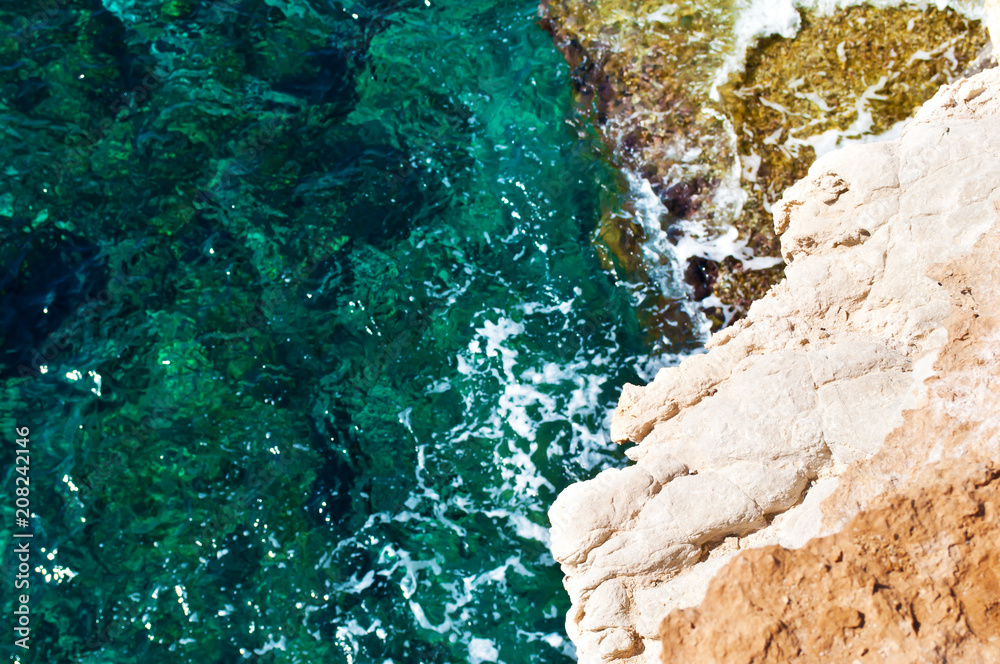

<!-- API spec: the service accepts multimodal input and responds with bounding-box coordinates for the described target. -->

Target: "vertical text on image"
[13,426,32,650]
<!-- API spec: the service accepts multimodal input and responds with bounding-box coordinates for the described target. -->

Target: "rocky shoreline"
[540,0,989,327]
[549,37,1000,664]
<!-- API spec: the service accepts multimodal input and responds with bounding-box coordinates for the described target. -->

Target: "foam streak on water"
[326,294,682,662]
[282,3,708,661]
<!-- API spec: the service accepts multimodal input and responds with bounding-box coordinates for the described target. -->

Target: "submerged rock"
[541,0,988,325]
[549,62,1000,663]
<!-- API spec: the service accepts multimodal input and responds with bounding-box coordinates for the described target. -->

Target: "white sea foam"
[622,169,785,340]
[332,619,386,664]
[469,637,500,663]
[355,288,669,654]
[314,297,640,660]
[252,635,288,655]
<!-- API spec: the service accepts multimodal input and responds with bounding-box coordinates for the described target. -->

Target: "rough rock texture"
[540,0,987,320]
[549,66,1000,664]
[660,461,1000,662]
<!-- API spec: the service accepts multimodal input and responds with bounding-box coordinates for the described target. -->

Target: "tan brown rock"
[660,461,1000,663]
[550,66,1000,664]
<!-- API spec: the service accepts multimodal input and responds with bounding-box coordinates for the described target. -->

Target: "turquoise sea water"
[0,1,702,662]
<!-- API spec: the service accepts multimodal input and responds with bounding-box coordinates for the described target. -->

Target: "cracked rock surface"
[549,66,1000,664]
[660,461,1000,663]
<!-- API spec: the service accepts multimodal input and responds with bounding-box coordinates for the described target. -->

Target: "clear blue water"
[0,1,702,661]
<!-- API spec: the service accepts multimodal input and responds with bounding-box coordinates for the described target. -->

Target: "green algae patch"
[721,5,988,306]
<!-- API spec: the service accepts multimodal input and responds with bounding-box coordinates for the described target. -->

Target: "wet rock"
[541,0,988,322]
